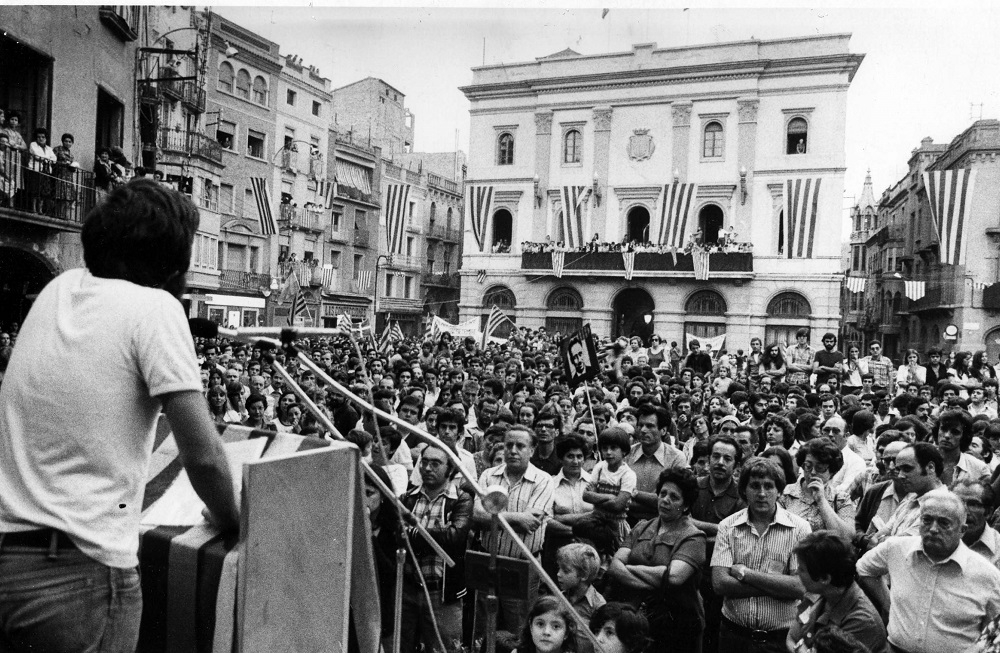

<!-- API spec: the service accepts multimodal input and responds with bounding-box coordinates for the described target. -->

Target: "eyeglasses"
[801,462,830,473]
[821,427,843,434]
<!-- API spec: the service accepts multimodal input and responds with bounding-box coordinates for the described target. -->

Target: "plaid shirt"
[405,484,458,584]
[863,355,894,391]
[785,344,815,386]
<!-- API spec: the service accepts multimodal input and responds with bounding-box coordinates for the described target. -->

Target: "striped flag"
[336,314,352,330]
[482,304,513,348]
[318,178,336,209]
[384,184,411,255]
[468,185,494,253]
[250,177,276,236]
[845,276,866,293]
[560,186,591,249]
[477,269,487,284]
[288,289,307,326]
[904,280,926,301]
[623,250,636,280]
[692,246,710,281]
[321,264,335,289]
[783,178,822,258]
[378,321,404,353]
[424,316,441,343]
[657,182,697,247]
[552,251,566,278]
[357,270,373,291]
[923,169,977,266]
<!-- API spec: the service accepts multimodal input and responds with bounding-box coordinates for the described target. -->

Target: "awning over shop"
[204,294,266,309]
[335,160,372,195]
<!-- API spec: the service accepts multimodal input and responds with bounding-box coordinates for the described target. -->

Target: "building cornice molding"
[753,167,847,176]
[612,185,662,203]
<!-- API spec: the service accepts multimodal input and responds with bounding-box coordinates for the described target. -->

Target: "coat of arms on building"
[627,129,655,162]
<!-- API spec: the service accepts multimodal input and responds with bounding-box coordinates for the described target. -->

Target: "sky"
[216,1,1000,218]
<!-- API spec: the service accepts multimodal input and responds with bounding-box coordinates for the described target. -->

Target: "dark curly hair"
[794,437,845,476]
[655,467,699,513]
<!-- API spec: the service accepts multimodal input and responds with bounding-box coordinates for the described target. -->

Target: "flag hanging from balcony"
[845,276,866,293]
[384,184,411,255]
[468,185,493,253]
[923,169,977,266]
[482,305,513,348]
[318,178,336,209]
[623,251,636,280]
[357,270,373,291]
[560,186,591,249]
[321,264,335,289]
[250,177,276,235]
[692,246,710,281]
[904,280,926,301]
[552,251,565,278]
[477,269,487,284]
[657,182,697,248]
[783,178,822,258]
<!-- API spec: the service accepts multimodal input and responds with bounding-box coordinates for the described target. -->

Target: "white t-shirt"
[587,461,637,520]
[0,269,202,568]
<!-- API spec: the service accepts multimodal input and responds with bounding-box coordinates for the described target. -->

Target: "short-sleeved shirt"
[813,349,844,381]
[588,461,637,520]
[552,469,592,517]
[780,481,856,533]
[0,269,202,568]
[624,517,707,620]
[711,506,812,630]
[690,476,745,547]
[786,344,816,386]
[626,441,688,521]
[856,536,1000,653]
[476,463,554,558]
[790,583,888,653]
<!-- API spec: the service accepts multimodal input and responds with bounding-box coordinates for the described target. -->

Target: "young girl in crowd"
[588,603,650,653]
[513,595,578,653]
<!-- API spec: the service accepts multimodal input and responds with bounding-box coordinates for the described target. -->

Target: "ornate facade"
[459,36,864,345]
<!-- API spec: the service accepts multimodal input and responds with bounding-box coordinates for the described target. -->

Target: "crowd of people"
[520,226,753,256]
[128,321,1000,653]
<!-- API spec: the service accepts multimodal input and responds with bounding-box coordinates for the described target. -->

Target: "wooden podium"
[138,425,373,653]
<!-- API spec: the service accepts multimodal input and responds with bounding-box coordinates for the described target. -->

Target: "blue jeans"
[0,544,142,652]
[399,581,464,653]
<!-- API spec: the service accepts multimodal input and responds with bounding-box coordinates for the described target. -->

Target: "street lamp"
[373,254,393,329]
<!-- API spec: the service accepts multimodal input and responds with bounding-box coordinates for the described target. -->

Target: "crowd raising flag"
[287,288,307,326]
[481,304,514,348]
[379,321,404,353]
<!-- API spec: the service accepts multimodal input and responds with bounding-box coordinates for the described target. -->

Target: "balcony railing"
[219,269,272,292]
[426,222,460,242]
[389,254,423,270]
[322,275,367,295]
[427,173,459,194]
[422,271,460,288]
[159,68,184,100]
[278,204,324,233]
[383,162,402,180]
[521,251,753,275]
[158,128,223,164]
[910,277,960,312]
[99,5,140,41]
[181,81,206,113]
[336,184,376,205]
[279,260,323,286]
[405,169,422,185]
[0,148,97,226]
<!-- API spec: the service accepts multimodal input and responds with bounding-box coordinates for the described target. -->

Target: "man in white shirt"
[822,415,867,494]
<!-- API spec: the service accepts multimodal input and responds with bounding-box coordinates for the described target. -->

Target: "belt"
[405,576,444,591]
[0,529,78,551]
[721,617,788,643]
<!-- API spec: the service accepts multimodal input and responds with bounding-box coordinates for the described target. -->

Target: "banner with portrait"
[561,324,600,386]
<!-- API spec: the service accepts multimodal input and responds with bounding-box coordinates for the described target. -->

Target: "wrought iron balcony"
[427,173,459,194]
[388,254,422,270]
[278,204,324,233]
[520,250,753,276]
[181,81,206,113]
[0,148,97,228]
[426,222,460,242]
[218,269,272,292]
[158,128,223,165]
[422,271,460,288]
[99,5,139,41]
[279,260,323,286]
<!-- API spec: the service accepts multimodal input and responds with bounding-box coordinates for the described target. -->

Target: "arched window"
[252,76,268,105]
[446,207,453,230]
[497,133,514,165]
[235,69,251,100]
[547,287,583,311]
[483,286,516,309]
[703,121,723,158]
[218,61,234,93]
[491,209,513,252]
[698,204,724,244]
[429,202,436,223]
[563,129,582,164]
[786,117,808,154]
[545,287,584,335]
[767,292,811,318]
[685,290,727,315]
[626,206,650,243]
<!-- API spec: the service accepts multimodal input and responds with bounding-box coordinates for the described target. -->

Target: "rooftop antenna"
[482,37,486,65]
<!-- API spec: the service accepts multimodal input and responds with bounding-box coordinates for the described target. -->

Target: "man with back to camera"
[0,179,240,652]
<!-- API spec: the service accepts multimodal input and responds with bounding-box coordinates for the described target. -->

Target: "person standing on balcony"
[27,128,56,215]
[93,148,122,200]
[52,133,79,220]
[1,111,27,151]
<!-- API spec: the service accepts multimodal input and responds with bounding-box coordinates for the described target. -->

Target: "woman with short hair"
[781,437,855,540]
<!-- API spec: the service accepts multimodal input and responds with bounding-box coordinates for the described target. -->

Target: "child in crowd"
[556,543,606,623]
[513,595,578,653]
[589,603,650,653]
[578,427,637,557]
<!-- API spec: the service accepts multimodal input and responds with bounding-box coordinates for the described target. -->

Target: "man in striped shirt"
[712,457,811,653]
[473,425,555,635]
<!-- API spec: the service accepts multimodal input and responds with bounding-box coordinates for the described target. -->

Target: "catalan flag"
[657,182,697,247]
[923,169,977,266]
[783,178,822,258]
[482,305,513,348]
[468,185,494,253]
[384,184,411,255]
[250,177,276,236]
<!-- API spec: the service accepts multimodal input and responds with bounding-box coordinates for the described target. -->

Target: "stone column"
[671,102,692,181]
[592,106,613,239]
[534,111,553,240]
[737,98,759,237]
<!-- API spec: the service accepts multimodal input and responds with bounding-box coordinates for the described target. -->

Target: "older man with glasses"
[821,415,867,495]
